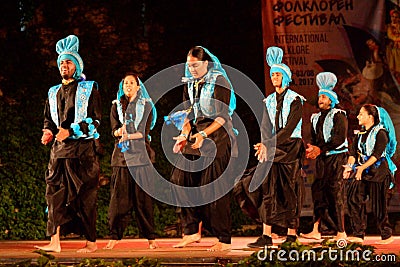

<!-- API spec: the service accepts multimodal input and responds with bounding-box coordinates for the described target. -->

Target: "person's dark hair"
[187,46,212,62]
[120,72,140,112]
[362,103,380,125]
[123,72,139,85]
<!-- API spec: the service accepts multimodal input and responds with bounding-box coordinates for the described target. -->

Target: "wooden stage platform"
[0,236,399,266]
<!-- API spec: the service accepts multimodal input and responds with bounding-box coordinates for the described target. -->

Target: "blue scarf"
[48,81,99,139]
[311,108,348,155]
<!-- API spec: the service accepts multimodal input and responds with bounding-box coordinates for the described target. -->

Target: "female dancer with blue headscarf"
[344,104,397,244]
[171,46,238,251]
[105,73,158,249]
[247,46,306,248]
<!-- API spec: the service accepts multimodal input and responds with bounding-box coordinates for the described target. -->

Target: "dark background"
[0,0,266,239]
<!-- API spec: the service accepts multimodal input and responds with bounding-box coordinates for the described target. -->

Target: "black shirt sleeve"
[371,129,388,159]
[43,98,58,135]
[110,102,121,139]
[183,85,190,109]
[261,103,274,146]
[349,134,358,158]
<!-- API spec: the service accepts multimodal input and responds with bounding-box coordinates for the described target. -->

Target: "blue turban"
[266,46,292,89]
[56,35,84,80]
[316,72,339,108]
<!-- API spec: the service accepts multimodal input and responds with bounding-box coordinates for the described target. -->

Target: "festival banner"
[261,0,400,213]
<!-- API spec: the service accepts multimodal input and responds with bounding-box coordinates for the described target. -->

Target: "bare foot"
[103,240,119,250]
[376,236,394,245]
[34,243,61,253]
[332,232,347,241]
[300,231,321,240]
[182,223,202,243]
[207,242,231,251]
[270,233,281,239]
[77,241,97,253]
[185,234,201,243]
[149,240,159,249]
[173,233,201,248]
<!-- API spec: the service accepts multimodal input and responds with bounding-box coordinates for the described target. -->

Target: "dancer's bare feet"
[182,222,202,243]
[300,231,321,240]
[332,232,347,241]
[376,236,394,245]
[103,240,119,250]
[77,241,97,253]
[35,226,61,253]
[270,233,281,239]
[173,233,201,248]
[181,235,201,243]
[34,243,61,253]
[149,240,159,249]
[207,242,231,251]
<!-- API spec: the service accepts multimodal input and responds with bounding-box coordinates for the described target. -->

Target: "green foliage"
[95,186,111,238]
[0,98,48,240]
[231,196,258,235]
[32,250,161,267]
[153,202,178,237]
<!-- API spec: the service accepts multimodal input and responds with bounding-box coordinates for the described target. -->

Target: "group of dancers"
[35,35,397,253]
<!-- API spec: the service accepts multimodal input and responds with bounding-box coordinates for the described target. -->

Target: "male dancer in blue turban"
[36,35,101,253]
[300,72,348,241]
[248,46,305,247]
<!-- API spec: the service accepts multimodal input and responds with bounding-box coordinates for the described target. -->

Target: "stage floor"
[0,236,399,265]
